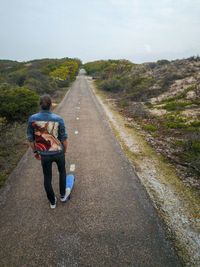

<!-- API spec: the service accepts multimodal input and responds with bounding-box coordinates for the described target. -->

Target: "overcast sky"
[0,0,199,63]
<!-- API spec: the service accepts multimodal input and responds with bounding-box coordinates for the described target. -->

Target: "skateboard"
[65,174,74,201]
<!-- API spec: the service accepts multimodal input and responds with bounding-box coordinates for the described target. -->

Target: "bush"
[0,85,39,121]
[190,121,200,127]
[165,114,186,122]
[191,142,200,153]
[143,124,158,132]
[164,122,187,129]
[161,86,196,103]
[162,101,191,111]
[100,78,123,92]
[156,59,170,66]
[120,102,129,107]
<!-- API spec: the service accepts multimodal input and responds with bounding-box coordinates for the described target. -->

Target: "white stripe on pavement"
[70,164,75,172]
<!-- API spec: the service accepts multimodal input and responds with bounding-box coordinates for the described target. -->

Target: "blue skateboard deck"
[65,174,74,201]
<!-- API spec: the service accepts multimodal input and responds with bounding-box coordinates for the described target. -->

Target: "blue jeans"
[41,152,66,205]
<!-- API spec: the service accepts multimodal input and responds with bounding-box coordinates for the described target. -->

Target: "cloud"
[144,44,152,53]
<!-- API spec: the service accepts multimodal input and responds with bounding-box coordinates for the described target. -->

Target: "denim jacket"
[27,110,68,155]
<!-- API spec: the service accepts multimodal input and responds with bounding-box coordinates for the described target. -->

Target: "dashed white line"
[75,130,79,135]
[76,117,80,120]
[70,164,75,172]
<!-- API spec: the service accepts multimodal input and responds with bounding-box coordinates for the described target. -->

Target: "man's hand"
[62,139,68,154]
[35,152,41,160]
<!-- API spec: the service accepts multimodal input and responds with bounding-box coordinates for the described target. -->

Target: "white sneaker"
[50,197,57,209]
[60,188,71,202]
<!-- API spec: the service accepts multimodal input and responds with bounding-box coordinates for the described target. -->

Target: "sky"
[0,0,199,63]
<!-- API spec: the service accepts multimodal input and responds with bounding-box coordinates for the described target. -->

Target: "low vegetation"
[0,57,82,186]
[84,57,200,189]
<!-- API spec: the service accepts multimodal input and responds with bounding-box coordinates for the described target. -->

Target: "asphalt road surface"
[0,70,182,266]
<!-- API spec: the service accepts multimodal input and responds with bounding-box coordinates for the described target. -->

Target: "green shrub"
[100,78,123,92]
[0,85,39,121]
[166,115,186,122]
[120,102,129,107]
[156,59,170,66]
[173,140,186,147]
[125,123,134,128]
[161,86,196,103]
[162,101,191,111]
[164,122,188,129]
[190,121,200,127]
[191,142,200,153]
[0,174,7,186]
[143,124,158,132]
[152,133,158,137]
[145,102,154,108]
[186,127,197,132]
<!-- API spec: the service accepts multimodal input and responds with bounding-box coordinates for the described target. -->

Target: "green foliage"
[0,174,7,186]
[120,102,129,107]
[161,86,196,103]
[165,114,186,122]
[173,140,186,147]
[145,102,154,108]
[50,61,79,82]
[84,59,134,79]
[164,121,188,129]
[162,101,191,111]
[125,123,134,128]
[190,121,200,127]
[99,77,123,92]
[50,66,70,80]
[156,59,170,66]
[0,85,39,121]
[143,124,158,132]
[159,74,185,89]
[0,58,81,97]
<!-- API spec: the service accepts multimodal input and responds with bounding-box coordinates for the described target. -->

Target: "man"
[27,95,70,209]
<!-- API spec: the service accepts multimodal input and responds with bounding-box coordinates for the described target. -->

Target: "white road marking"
[75,130,79,134]
[76,117,80,120]
[70,164,75,172]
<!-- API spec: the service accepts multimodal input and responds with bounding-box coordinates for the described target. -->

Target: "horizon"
[0,54,199,65]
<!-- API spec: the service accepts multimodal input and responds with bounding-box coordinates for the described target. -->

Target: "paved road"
[0,71,181,266]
